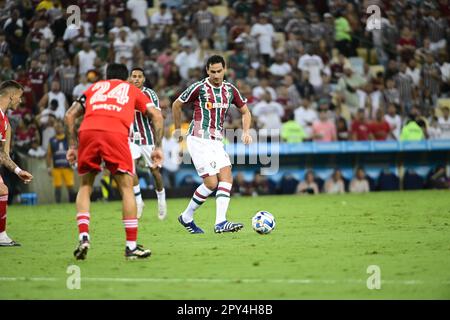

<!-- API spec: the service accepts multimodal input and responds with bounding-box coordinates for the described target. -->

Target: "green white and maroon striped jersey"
[177,78,247,141]
[130,86,160,146]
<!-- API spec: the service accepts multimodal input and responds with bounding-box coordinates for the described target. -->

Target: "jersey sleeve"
[230,84,247,108]
[143,89,161,110]
[0,115,8,142]
[134,86,154,113]
[178,82,201,103]
[76,83,95,109]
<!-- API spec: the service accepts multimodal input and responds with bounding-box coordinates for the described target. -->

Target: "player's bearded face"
[207,63,225,86]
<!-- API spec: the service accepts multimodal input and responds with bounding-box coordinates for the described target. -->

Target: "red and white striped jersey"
[130,87,160,146]
[177,78,247,141]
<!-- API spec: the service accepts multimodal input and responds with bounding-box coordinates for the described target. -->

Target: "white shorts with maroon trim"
[130,142,155,167]
[186,135,231,178]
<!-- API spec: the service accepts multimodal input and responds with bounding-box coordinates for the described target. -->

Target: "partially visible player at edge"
[64,63,164,260]
[128,68,167,220]
[0,80,33,246]
[172,55,252,234]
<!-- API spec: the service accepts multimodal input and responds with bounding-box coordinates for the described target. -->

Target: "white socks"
[215,182,232,225]
[182,184,214,223]
[156,188,166,202]
[134,185,143,205]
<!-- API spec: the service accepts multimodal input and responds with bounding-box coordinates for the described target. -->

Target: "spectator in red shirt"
[397,27,417,63]
[351,108,373,141]
[370,109,391,141]
[27,58,48,111]
[15,66,35,111]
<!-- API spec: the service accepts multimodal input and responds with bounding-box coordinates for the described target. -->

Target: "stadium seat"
[365,175,376,191]
[369,65,385,78]
[378,171,400,191]
[436,99,450,117]
[356,47,369,63]
[403,170,425,190]
[274,32,286,51]
[315,177,324,192]
[279,173,299,194]
[210,5,229,18]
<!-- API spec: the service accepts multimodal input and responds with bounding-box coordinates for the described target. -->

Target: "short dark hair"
[0,80,23,94]
[130,67,145,75]
[106,63,129,80]
[206,55,226,69]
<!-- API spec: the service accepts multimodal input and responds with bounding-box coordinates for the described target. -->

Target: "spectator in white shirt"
[350,168,370,193]
[384,103,402,140]
[174,43,201,80]
[428,116,442,139]
[406,58,421,87]
[109,17,131,38]
[128,19,146,46]
[162,128,181,188]
[252,78,277,101]
[75,41,97,75]
[113,29,135,70]
[127,0,149,32]
[294,97,318,140]
[252,91,285,137]
[250,13,275,66]
[269,52,292,78]
[151,3,173,28]
[438,106,450,139]
[72,75,90,100]
[297,48,325,89]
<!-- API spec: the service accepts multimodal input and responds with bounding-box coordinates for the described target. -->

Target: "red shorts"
[78,130,134,176]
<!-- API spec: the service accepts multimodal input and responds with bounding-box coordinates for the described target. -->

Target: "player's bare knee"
[0,183,8,195]
[204,176,218,190]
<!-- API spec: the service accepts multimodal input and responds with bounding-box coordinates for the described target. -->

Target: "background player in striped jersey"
[172,55,252,234]
[0,80,33,246]
[128,68,167,220]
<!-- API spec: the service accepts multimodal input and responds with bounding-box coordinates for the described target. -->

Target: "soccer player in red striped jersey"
[0,80,33,246]
[172,55,253,234]
[128,68,167,220]
[65,64,164,260]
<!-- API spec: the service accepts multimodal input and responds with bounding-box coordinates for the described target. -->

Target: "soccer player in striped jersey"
[172,55,253,234]
[129,68,167,220]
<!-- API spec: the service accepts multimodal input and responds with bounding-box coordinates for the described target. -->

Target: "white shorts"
[187,135,231,178]
[130,142,155,167]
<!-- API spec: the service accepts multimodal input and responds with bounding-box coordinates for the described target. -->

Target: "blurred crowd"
[229,165,450,196]
[0,0,450,163]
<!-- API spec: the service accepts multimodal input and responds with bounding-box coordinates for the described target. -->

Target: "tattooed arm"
[145,106,164,167]
[64,100,84,165]
[0,132,33,183]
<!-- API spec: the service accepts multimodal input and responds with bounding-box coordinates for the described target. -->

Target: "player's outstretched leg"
[214,168,243,234]
[178,182,215,234]
[115,173,151,260]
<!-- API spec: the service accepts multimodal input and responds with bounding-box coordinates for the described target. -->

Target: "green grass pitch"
[0,191,449,299]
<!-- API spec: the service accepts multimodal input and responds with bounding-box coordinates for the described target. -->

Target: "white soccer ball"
[252,211,276,234]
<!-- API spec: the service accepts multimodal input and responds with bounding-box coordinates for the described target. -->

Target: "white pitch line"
[0,277,449,286]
